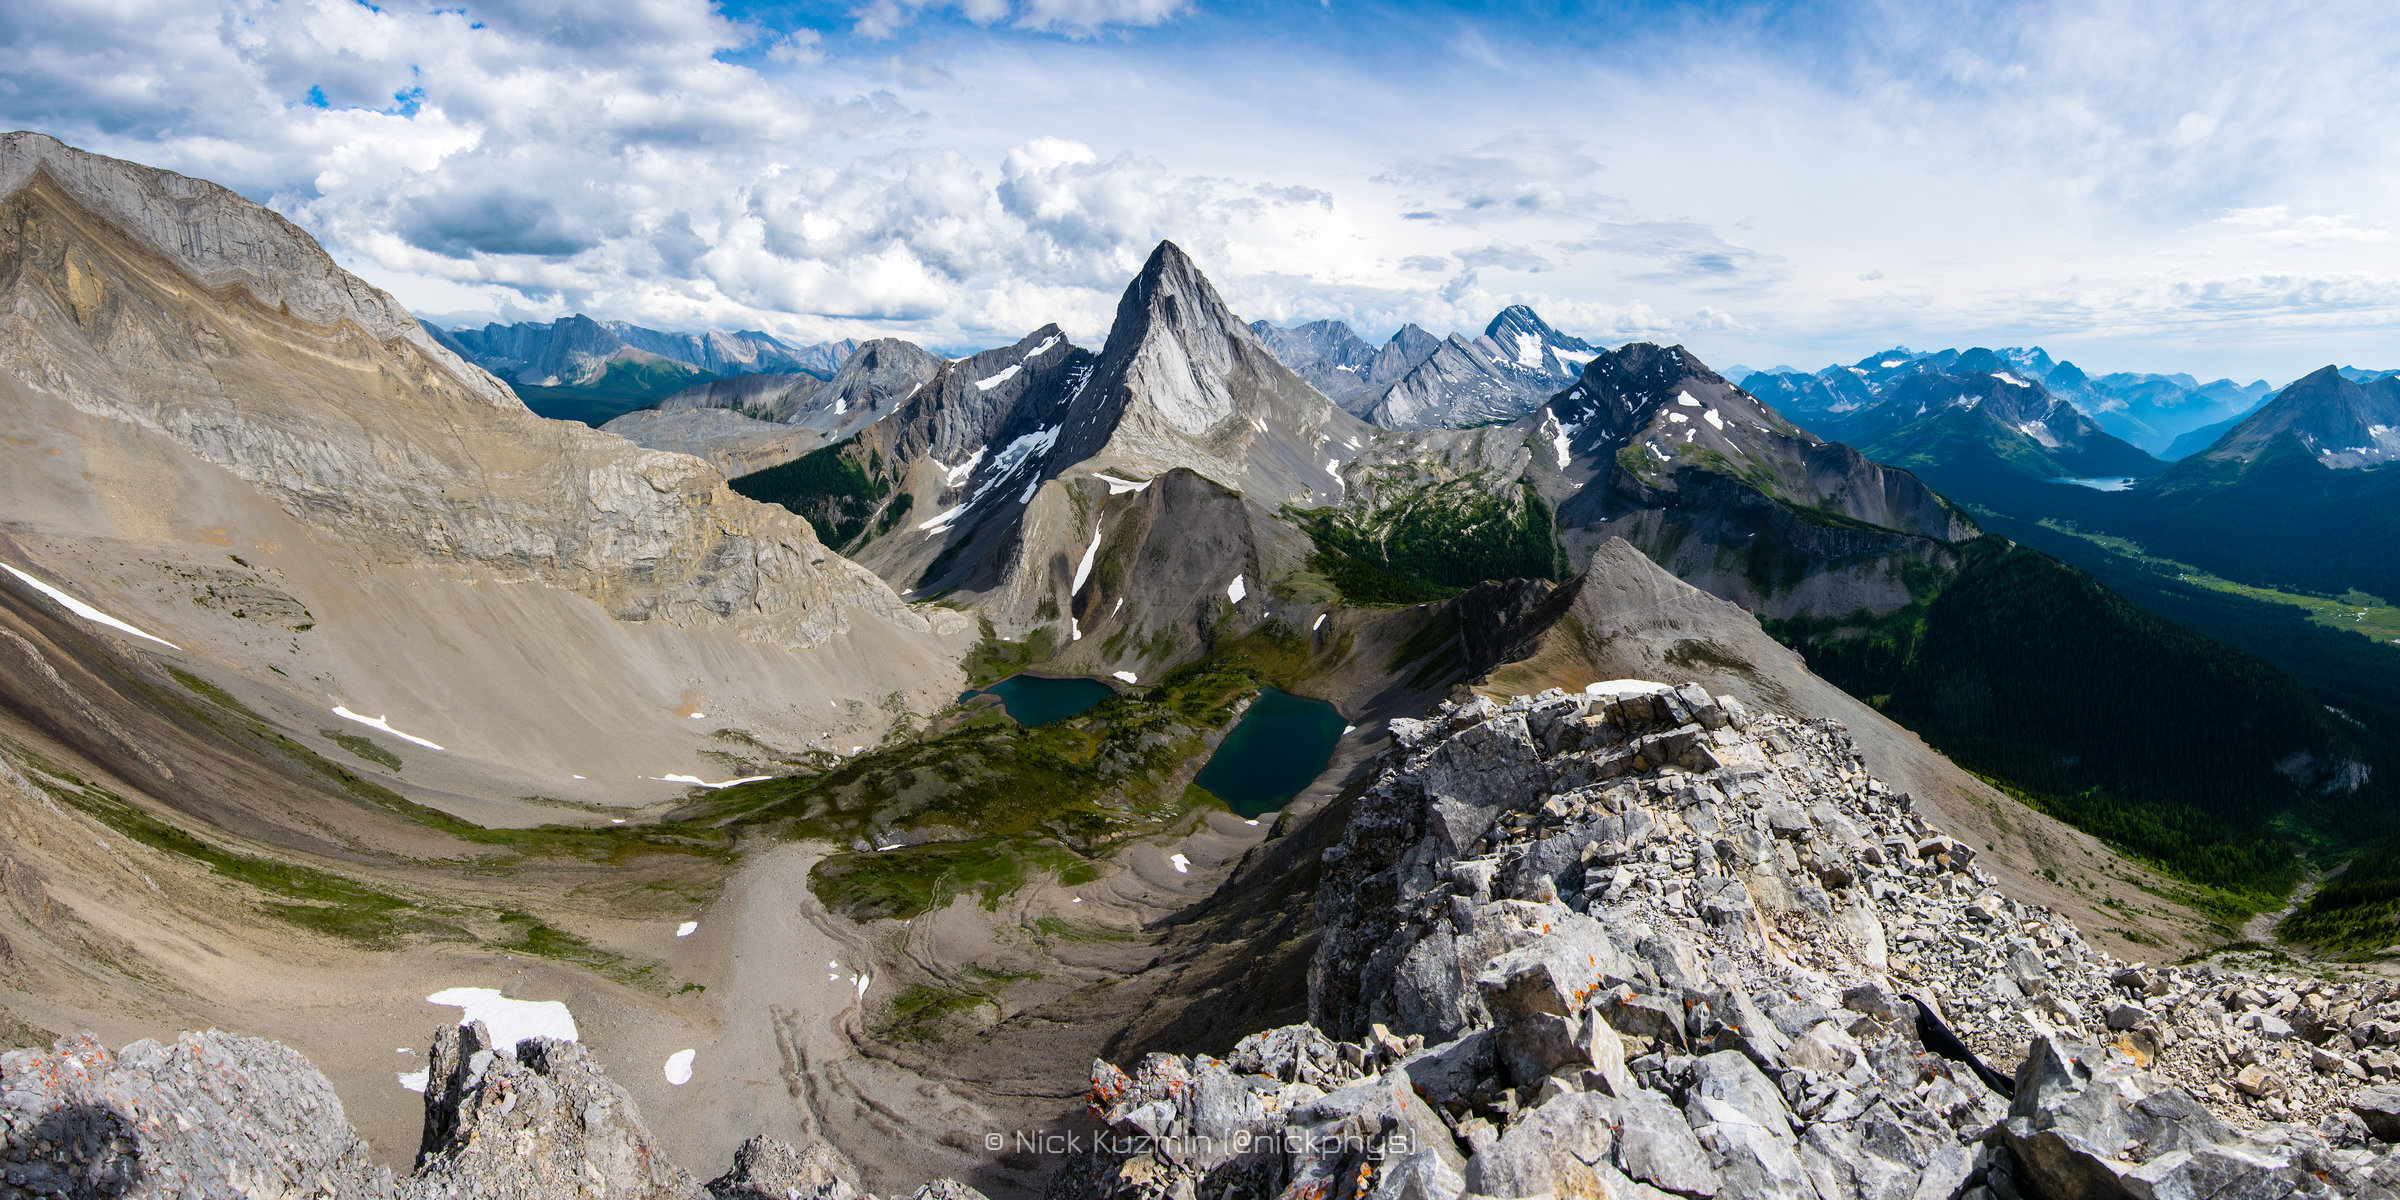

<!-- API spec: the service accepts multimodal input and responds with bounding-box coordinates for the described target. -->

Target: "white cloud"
[6,0,2400,381]
[850,0,1188,39]
[2215,207,2390,247]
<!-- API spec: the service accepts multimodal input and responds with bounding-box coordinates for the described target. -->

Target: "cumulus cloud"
[6,0,2400,380]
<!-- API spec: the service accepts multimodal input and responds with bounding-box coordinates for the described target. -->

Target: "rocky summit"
[1050,686,2400,1200]
[0,1021,989,1200]
[14,682,2400,1195]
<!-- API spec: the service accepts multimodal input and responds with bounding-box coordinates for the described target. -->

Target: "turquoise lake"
[965,674,1115,726]
[1192,687,1348,818]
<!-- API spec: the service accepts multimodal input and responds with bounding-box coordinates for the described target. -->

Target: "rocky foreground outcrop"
[0,1021,975,1200]
[15,684,2400,1197]
[1053,685,2400,1199]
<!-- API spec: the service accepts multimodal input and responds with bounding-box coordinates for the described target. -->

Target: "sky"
[4,0,2399,382]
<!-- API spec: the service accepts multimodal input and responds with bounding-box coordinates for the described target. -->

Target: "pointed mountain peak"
[1063,238,1331,450]
[1485,304,1556,340]
[1100,239,1254,360]
[2285,364,2348,393]
[1578,342,1722,393]
[2194,363,2400,468]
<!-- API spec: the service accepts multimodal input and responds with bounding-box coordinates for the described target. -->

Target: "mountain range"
[425,313,858,425]
[1745,346,2278,459]
[1251,304,1598,430]
[8,130,2400,1196]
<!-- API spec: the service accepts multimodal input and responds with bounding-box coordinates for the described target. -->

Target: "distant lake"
[1193,687,1348,818]
[2049,476,2138,491]
[965,674,1115,726]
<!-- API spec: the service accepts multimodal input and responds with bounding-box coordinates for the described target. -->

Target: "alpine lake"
[968,676,1345,819]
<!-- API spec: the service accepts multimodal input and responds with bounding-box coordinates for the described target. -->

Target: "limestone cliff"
[0,131,937,653]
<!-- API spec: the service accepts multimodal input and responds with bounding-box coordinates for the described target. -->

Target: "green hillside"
[1766,540,2395,913]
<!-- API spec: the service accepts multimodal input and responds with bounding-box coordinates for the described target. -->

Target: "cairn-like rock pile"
[0,1024,975,1199]
[1051,684,2400,1200]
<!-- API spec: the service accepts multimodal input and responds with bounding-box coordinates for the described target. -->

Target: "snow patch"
[1025,335,1061,359]
[1676,391,1702,407]
[1514,332,1545,369]
[1226,575,1246,604]
[968,427,1060,505]
[398,1069,428,1093]
[1169,853,1191,874]
[1543,410,1580,470]
[675,921,698,937]
[2,565,179,649]
[1586,679,1671,697]
[1666,411,1689,424]
[664,1049,696,1086]
[1993,372,2029,387]
[1071,527,1104,593]
[425,987,578,1054]
[943,449,985,487]
[1879,360,1904,369]
[1112,670,1138,683]
[1018,477,1040,505]
[917,505,966,534]
[332,707,444,751]
[1070,617,1082,642]
[653,773,773,789]
[1312,613,1327,631]
[1092,472,1151,494]
[1702,409,1725,431]
[975,363,1023,391]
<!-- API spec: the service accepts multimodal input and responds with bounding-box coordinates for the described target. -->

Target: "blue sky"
[4,0,2398,381]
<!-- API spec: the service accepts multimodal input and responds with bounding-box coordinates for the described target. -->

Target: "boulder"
[1614,1088,1721,1197]
[1995,1037,2332,1200]
[2352,1084,2400,1142]
[707,1138,857,1200]
[1462,1092,1617,1198]
[2104,1002,2151,1032]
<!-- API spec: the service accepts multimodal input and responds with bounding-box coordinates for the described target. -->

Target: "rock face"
[1049,684,2400,1200]
[0,131,935,654]
[0,1023,985,1200]
[1359,306,1598,432]
[0,132,513,410]
[1538,342,1974,618]
[656,337,940,432]
[410,1022,699,1199]
[429,314,847,387]
[0,1030,391,1197]
[1247,318,1382,403]
[599,407,827,477]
